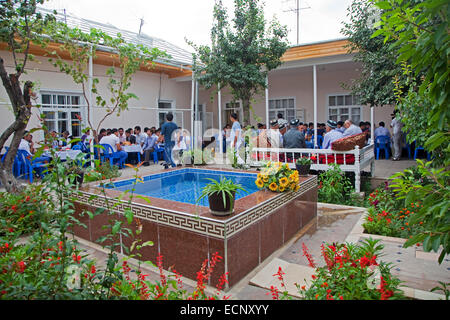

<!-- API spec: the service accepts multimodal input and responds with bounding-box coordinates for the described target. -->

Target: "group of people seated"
[250,112,371,151]
[91,126,165,167]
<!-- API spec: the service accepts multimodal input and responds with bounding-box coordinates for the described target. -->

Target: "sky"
[42,0,354,52]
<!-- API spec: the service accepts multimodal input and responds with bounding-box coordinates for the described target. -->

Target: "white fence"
[249,144,375,193]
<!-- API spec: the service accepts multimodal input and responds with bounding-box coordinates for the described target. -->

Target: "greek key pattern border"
[224,176,317,238]
[72,176,317,240]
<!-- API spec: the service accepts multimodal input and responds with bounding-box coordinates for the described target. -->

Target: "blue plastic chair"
[375,135,391,160]
[72,143,83,151]
[156,145,166,161]
[100,144,124,168]
[317,135,324,149]
[414,146,431,161]
[16,150,49,183]
[1,147,21,177]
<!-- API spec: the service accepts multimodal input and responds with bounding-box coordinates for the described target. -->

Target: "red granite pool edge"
[70,168,318,288]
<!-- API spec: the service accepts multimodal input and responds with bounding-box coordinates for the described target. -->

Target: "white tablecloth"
[122,145,143,154]
[43,149,82,161]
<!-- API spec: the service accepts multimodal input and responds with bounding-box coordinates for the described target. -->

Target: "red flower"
[368,216,374,222]
[17,261,26,273]
[11,205,17,213]
[72,254,81,264]
[302,243,316,268]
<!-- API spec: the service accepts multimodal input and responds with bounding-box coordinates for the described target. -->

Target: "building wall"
[0,51,192,149]
[0,49,396,151]
[196,63,395,137]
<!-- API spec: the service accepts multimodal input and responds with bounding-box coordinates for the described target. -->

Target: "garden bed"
[346,209,449,298]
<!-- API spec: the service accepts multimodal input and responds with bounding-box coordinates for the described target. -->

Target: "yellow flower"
[279,177,289,188]
[295,185,300,191]
[255,178,264,188]
[290,183,296,191]
[279,186,286,192]
[262,174,269,182]
[269,182,278,192]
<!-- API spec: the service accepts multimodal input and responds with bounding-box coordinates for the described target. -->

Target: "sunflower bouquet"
[255,161,300,193]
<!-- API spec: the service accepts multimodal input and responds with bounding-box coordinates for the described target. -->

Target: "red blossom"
[302,243,316,268]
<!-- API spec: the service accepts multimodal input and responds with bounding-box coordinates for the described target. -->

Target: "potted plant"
[66,161,85,188]
[196,177,247,216]
[295,157,313,176]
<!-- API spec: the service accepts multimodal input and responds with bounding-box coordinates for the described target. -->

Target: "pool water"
[105,168,260,207]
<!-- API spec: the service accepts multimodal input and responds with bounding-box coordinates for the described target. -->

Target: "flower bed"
[269,238,404,300]
[363,183,425,240]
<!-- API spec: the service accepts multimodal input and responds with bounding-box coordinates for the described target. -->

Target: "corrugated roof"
[36,6,193,67]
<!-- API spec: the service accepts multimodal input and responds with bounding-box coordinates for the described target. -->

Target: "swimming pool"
[104,168,260,207]
[74,167,317,288]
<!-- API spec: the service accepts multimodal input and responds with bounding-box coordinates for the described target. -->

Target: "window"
[40,92,84,137]
[158,100,183,128]
[269,98,303,123]
[328,94,362,123]
[223,101,242,124]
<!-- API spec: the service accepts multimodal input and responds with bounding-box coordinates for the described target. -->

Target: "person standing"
[390,110,403,161]
[159,113,178,168]
[229,113,244,164]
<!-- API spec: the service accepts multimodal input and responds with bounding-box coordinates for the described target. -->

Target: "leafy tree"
[374,0,449,263]
[43,20,168,139]
[188,0,289,125]
[373,0,449,163]
[0,0,55,193]
[341,0,409,107]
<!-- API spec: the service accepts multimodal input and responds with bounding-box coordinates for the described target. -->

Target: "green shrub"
[318,164,354,205]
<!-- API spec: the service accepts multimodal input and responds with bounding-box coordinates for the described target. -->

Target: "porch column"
[313,64,318,148]
[265,75,270,128]
[88,45,95,168]
[370,106,374,145]
[218,83,223,156]
[190,72,195,150]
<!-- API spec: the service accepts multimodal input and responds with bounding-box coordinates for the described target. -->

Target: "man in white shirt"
[19,133,33,155]
[134,126,147,147]
[99,128,128,167]
[342,119,363,137]
[118,128,126,144]
[18,131,50,177]
[390,111,403,161]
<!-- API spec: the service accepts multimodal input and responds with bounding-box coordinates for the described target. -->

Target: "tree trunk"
[0,57,33,193]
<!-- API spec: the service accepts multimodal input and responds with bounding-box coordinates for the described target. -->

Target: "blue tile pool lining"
[101,168,260,207]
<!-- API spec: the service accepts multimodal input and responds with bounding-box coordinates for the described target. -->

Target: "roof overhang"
[0,40,193,79]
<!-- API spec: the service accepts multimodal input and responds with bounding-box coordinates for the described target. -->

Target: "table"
[122,144,143,164]
[122,144,143,154]
[43,149,82,161]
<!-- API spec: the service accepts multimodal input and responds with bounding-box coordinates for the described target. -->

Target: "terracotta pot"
[208,191,236,216]
[296,164,310,176]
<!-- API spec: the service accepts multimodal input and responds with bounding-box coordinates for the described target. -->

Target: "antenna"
[138,17,145,36]
[282,0,311,44]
